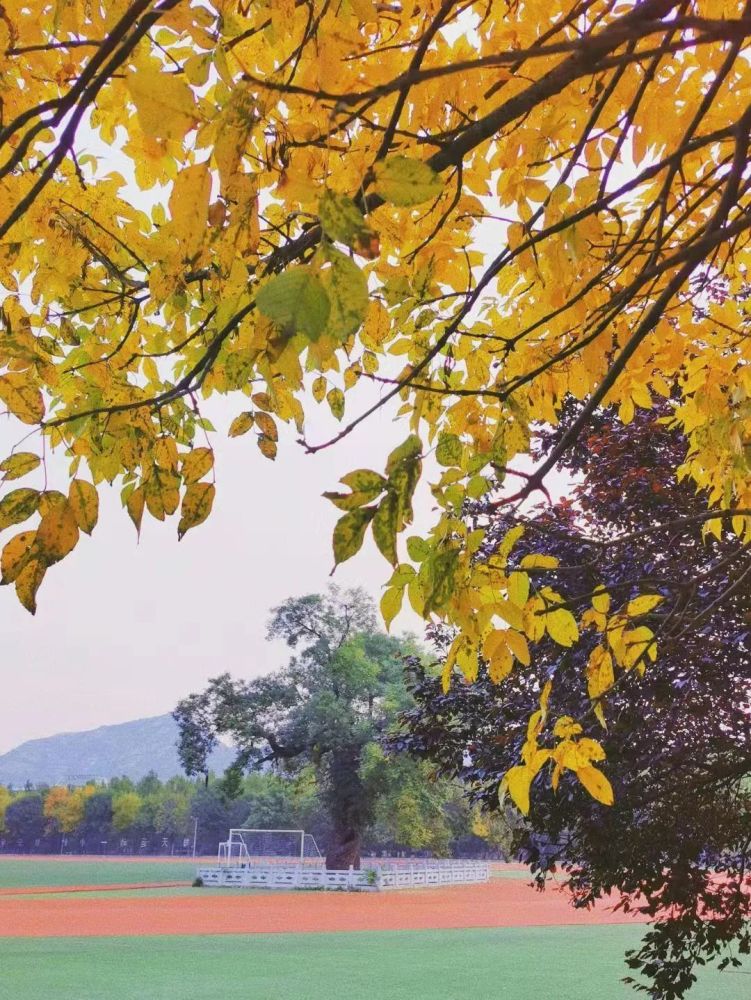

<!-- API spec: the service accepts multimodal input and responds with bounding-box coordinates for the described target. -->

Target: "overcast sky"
[0,382,438,753]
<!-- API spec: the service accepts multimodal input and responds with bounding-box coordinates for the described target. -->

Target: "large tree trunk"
[323,748,367,870]
[326,822,362,871]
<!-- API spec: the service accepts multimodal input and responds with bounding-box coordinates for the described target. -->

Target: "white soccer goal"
[217,828,324,869]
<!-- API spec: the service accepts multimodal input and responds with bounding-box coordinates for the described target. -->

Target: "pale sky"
[0,384,436,752]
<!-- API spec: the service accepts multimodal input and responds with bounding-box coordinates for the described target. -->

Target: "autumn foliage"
[2,1,751,812]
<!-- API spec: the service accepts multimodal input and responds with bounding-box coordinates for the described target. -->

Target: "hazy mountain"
[0,714,234,787]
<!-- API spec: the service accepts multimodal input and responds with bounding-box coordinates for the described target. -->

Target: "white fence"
[196,859,489,892]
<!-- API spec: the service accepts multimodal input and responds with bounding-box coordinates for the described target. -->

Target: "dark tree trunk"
[326,823,362,870]
[323,747,368,870]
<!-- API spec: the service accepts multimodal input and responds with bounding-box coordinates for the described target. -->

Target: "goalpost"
[218,829,324,869]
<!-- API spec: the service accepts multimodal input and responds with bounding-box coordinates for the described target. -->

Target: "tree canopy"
[174,586,419,867]
[2,1,751,811]
[396,408,751,999]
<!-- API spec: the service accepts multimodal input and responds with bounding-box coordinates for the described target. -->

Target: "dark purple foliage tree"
[395,405,751,999]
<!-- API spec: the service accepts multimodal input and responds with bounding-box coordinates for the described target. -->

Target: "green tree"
[363,747,454,856]
[176,586,416,868]
[0,786,11,833]
[112,792,143,833]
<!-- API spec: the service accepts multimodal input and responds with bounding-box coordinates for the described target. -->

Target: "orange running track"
[0,879,646,939]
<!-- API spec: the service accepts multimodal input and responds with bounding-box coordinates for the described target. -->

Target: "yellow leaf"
[520,554,559,570]
[154,437,179,471]
[576,765,614,806]
[503,765,533,815]
[373,156,443,207]
[229,412,254,437]
[126,66,197,141]
[0,488,40,531]
[626,594,663,617]
[178,483,216,540]
[586,645,614,700]
[553,716,583,739]
[380,586,403,631]
[333,506,375,565]
[0,374,44,425]
[68,480,99,535]
[36,502,79,564]
[1,530,36,585]
[254,412,278,442]
[505,628,530,666]
[168,163,211,257]
[493,598,524,631]
[592,587,610,614]
[327,388,345,421]
[487,642,513,683]
[181,447,214,484]
[0,453,40,482]
[507,571,530,607]
[126,486,145,535]
[545,608,579,647]
[258,436,277,461]
[15,557,46,615]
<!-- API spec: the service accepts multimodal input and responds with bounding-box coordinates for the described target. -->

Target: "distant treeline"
[0,764,509,859]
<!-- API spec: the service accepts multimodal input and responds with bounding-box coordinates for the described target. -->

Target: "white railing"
[196,859,489,892]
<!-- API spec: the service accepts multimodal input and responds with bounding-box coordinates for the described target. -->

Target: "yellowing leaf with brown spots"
[181,448,214,484]
[36,502,79,564]
[178,483,216,540]
[15,558,46,615]
[0,453,40,482]
[0,374,44,425]
[1,530,37,585]
[68,480,99,535]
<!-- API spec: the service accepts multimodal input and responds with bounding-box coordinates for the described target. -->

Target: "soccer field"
[0,857,746,999]
[0,927,746,1000]
[0,857,197,889]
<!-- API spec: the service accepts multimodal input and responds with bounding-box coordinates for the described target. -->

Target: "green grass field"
[0,859,746,998]
[0,927,746,1000]
[0,858,197,889]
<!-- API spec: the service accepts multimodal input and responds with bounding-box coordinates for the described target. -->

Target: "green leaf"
[323,490,378,511]
[333,506,376,565]
[373,156,443,206]
[0,488,40,531]
[372,491,398,565]
[386,434,421,475]
[435,433,462,467]
[327,387,345,421]
[319,190,371,247]
[422,548,459,614]
[321,248,369,339]
[0,453,40,482]
[256,267,331,340]
[340,469,387,493]
[389,453,421,529]
[406,535,429,561]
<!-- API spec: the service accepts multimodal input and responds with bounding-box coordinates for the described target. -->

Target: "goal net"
[218,829,324,868]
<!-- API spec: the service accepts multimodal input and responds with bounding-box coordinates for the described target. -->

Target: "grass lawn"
[0,927,746,1000]
[0,858,197,889]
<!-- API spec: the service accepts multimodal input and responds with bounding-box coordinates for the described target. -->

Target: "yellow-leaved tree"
[2,0,750,811]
